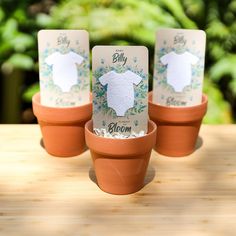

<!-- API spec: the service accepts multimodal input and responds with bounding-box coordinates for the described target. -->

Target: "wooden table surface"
[0,125,236,236]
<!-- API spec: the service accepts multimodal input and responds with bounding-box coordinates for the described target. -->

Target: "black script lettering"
[112,53,127,66]
[174,34,186,46]
[57,35,70,48]
[108,122,131,133]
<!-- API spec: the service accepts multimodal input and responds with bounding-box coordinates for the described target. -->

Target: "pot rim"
[32,92,92,123]
[85,119,157,157]
[148,92,208,123]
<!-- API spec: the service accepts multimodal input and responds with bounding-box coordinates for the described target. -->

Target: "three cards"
[37,28,206,138]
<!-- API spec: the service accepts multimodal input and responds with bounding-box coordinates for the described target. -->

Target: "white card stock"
[92,46,148,138]
[98,70,142,116]
[45,51,84,92]
[38,30,90,107]
[153,28,206,107]
[160,51,199,92]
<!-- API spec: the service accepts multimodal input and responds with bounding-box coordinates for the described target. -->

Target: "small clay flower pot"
[85,120,157,195]
[148,92,208,157]
[32,92,92,157]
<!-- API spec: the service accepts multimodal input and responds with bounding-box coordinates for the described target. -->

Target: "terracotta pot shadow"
[195,136,203,150]
[85,120,157,195]
[32,92,92,157]
[148,92,208,157]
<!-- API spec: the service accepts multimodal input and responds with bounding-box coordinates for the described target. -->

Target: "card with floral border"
[153,28,206,107]
[92,46,148,138]
[38,29,90,107]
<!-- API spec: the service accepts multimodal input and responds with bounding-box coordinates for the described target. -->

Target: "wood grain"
[0,125,236,236]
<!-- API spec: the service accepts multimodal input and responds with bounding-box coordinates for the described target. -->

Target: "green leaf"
[229,79,236,96]
[209,54,236,82]
[6,53,34,70]
[159,0,197,28]
[2,18,18,40]
[36,13,54,27]
[51,0,179,45]
[208,41,226,60]
[11,33,34,52]
[22,83,40,102]
[206,21,229,39]
[203,78,232,124]
[13,8,27,23]
[0,7,5,22]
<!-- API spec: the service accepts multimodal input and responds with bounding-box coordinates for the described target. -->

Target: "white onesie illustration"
[160,51,199,92]
[98,70,142,116]
[45,51,84,92]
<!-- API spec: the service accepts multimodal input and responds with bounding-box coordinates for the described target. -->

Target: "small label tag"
[92,46,148,137]
[38,30,90,107]
[153,28,206,107]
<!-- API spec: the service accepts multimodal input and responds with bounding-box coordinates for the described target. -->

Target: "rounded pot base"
[154,146,195,157]
[91,151,151,195]
[149,92,208,157]
[85,120,157,195]
[32,92,92,157]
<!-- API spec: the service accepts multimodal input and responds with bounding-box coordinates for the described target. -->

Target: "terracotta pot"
[32,92,92,157]
[85,120,157,195]
[148,92,208,157]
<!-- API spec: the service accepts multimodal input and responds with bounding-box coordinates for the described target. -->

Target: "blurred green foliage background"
[0,0,235,124]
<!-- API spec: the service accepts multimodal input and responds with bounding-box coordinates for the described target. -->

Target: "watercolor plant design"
[39,43,90,105]
[93,63,148,119]
[154,44,204,97]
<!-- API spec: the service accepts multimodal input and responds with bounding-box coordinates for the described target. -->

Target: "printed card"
[38,30,90,107]
[153,28,206,107]
[92,46,148,138]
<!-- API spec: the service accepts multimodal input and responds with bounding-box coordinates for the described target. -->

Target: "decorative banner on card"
[153,28,206,107]
[38,30,90,107]
[92,46,148,138]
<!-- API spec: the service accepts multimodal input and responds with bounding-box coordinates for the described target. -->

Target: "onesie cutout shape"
[160,51,199,92]
[98,70,142,116]
[45,51,84,92]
